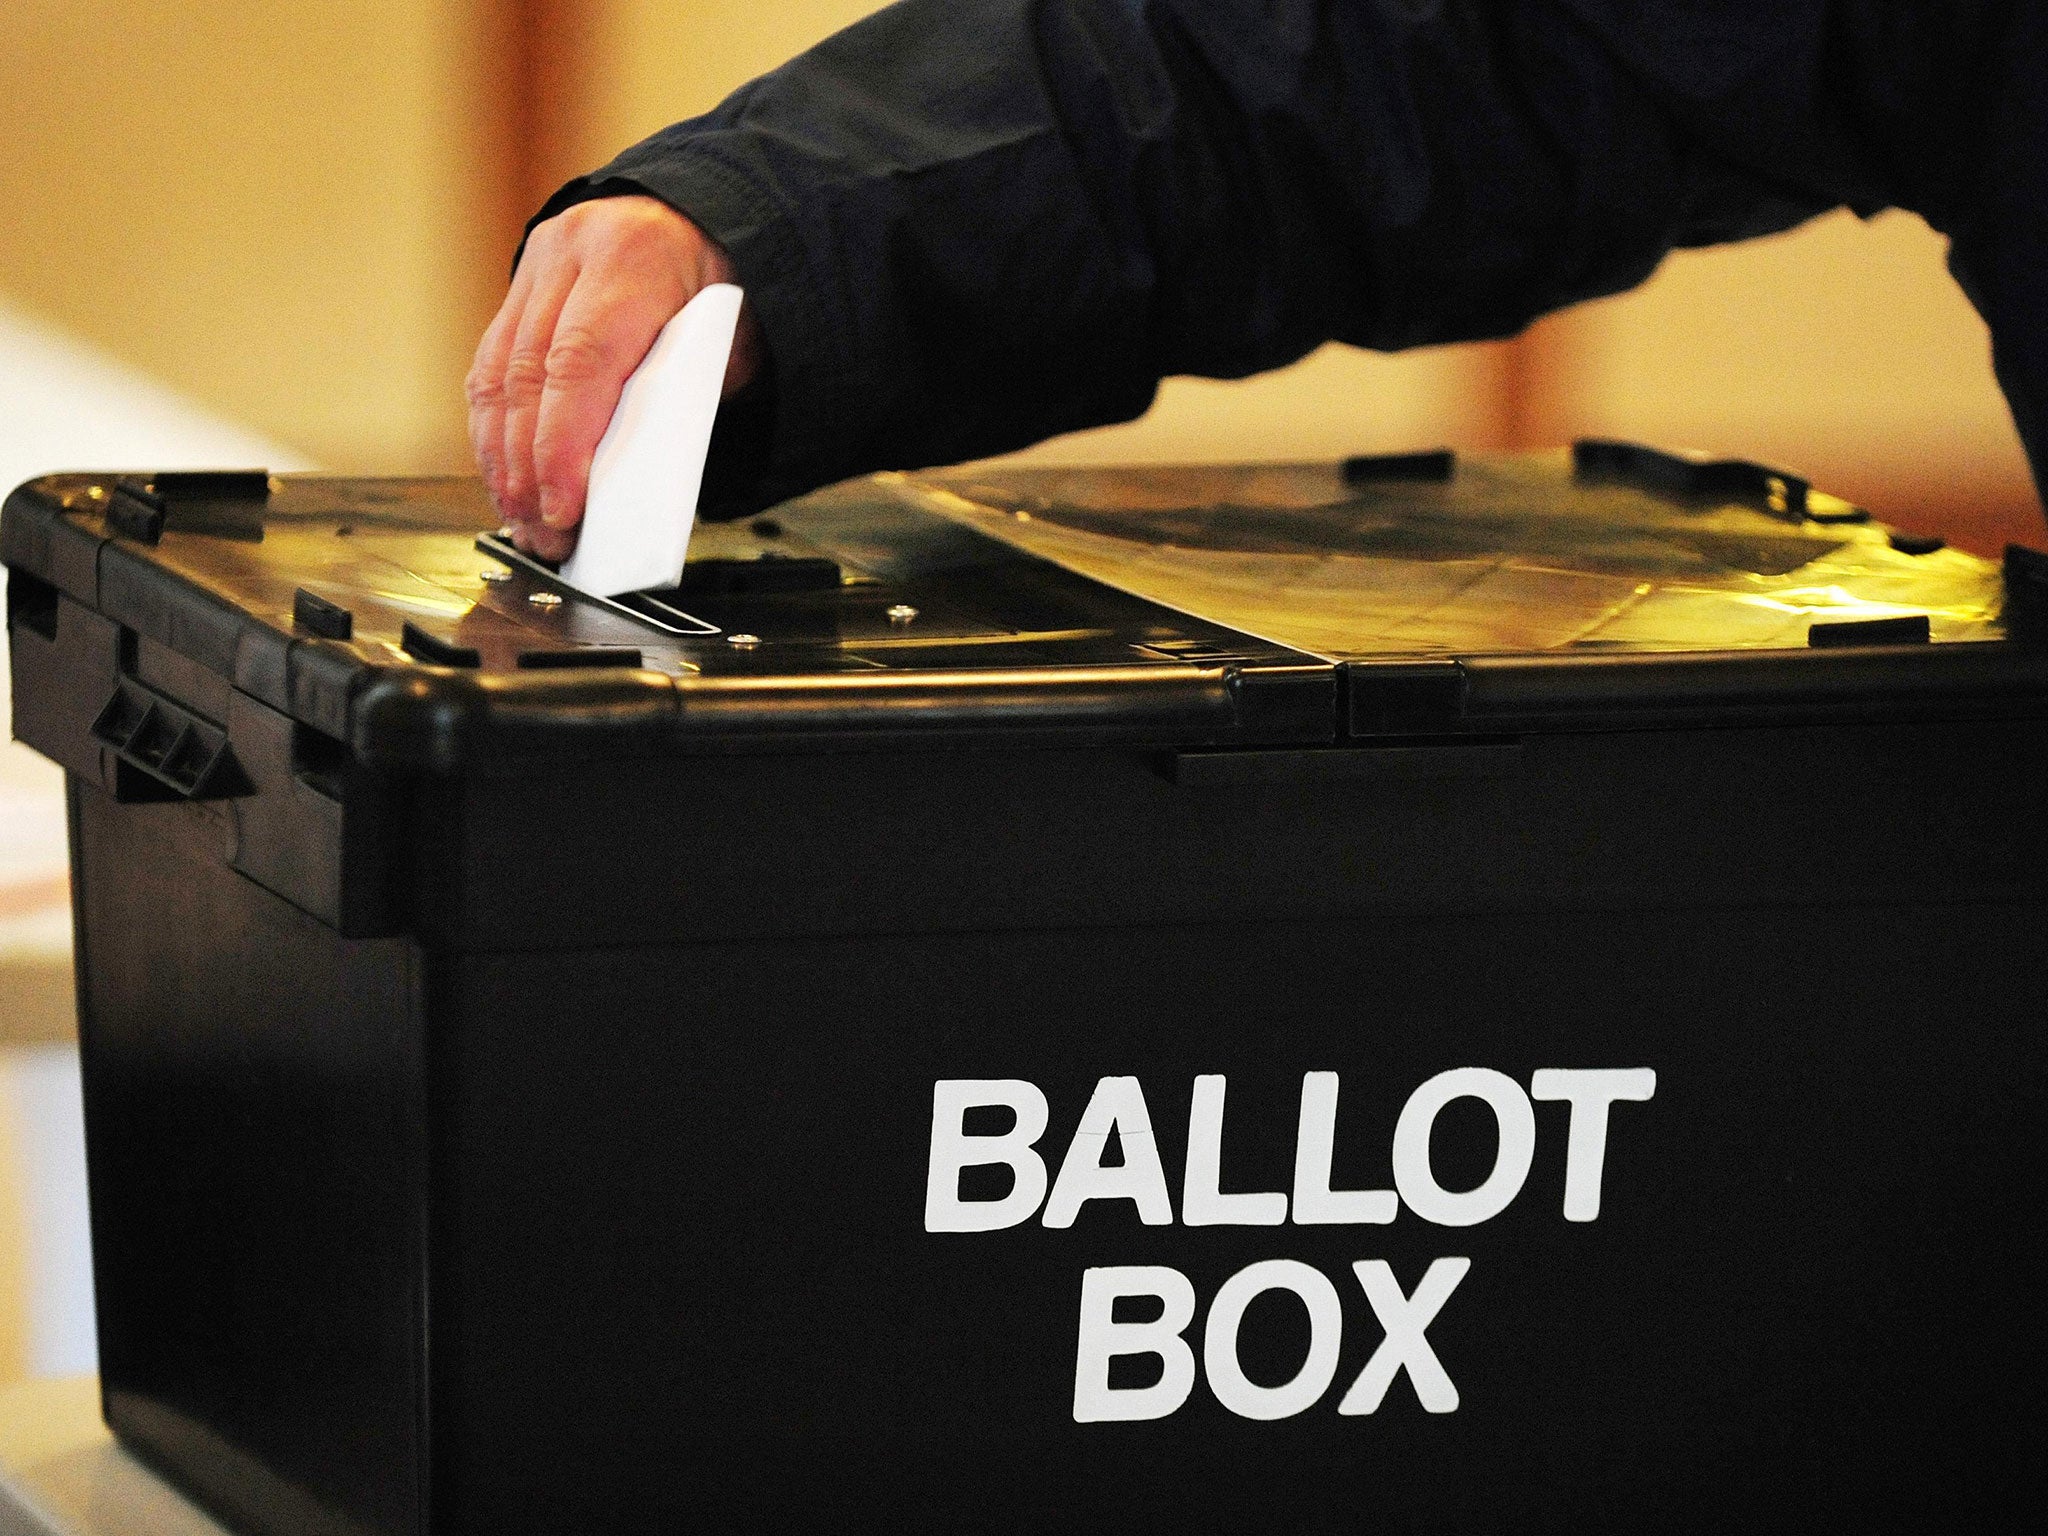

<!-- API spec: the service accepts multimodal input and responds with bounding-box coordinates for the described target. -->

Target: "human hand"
[467,195,763,561]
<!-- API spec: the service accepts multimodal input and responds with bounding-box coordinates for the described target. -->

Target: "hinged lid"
[911,446,2046,736]
[6,446,2044,773]
[3,470,1335,772]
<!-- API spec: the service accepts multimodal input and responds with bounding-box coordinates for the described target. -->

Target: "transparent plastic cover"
[905,454,2007,660]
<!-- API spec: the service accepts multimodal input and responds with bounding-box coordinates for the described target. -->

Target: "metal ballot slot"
[4,450,2047,1534]
[474,531,724,635]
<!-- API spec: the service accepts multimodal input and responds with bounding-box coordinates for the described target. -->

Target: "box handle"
[90,678,250,801]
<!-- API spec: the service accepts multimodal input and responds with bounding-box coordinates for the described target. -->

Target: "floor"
[0,1377,226,1535]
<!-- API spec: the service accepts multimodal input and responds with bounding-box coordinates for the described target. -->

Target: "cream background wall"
[1534,209,2036,545]
[0,0,500,473]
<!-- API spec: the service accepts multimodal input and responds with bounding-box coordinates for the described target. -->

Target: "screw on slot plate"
[887,604,918,624]
[480,568,512,583]
[528,591,564,608]
[727,633,761,647]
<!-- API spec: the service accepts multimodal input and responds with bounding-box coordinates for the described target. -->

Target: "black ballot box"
[5,445,2048,1534]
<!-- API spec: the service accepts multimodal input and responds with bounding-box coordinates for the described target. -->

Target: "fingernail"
[539,490,573,530]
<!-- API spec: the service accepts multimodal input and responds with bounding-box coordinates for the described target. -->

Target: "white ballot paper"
[557,282,745,599]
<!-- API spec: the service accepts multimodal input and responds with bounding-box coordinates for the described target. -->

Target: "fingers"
[495,258,578,531]
[467,196,762,559]
[515,516,578,564]
[465,257,534,516]
[530,283,643,536]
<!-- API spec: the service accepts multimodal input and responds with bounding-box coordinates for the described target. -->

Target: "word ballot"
[924,1068,1656,1422]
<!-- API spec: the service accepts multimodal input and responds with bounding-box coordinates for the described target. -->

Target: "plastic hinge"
[90,678,249,800]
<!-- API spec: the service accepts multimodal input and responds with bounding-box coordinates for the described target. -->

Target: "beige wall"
[0,0,501,473]
[0,1099,26,1382]
[1534,209,2037,543]
[583,1,892,160]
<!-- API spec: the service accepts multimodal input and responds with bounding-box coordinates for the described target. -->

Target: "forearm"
[1937,0,2048,501]
[530,0,2005,518]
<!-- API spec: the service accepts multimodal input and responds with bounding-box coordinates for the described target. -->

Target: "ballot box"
[5,446,2046,1533]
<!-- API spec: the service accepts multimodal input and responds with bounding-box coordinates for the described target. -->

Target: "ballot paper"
[557,282,744,599]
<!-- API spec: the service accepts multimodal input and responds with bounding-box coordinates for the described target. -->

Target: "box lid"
[5,446,2045,773]
[917,445,2048,735]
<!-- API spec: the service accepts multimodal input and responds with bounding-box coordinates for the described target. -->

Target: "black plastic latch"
[149,469,271,499]
[293,588,354,640]
[1808,614,1931,648]
[672,555,841,594]
[90,678,249,801]
[1345,660,1469,735]
[516,647,644,669]
[103,471,271,545]
[401,622,482,668]
[1343,449,1456,484]
[1889,530,1946,556]
[2003,544,2048,643]
[105,479,166,543]
[1571,439,1869,523]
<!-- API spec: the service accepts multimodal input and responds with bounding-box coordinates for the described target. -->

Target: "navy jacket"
[528,0,2045,521]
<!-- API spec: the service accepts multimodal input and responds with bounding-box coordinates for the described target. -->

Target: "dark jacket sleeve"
[1938,2,2048,505]
[527,0,2041,520]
